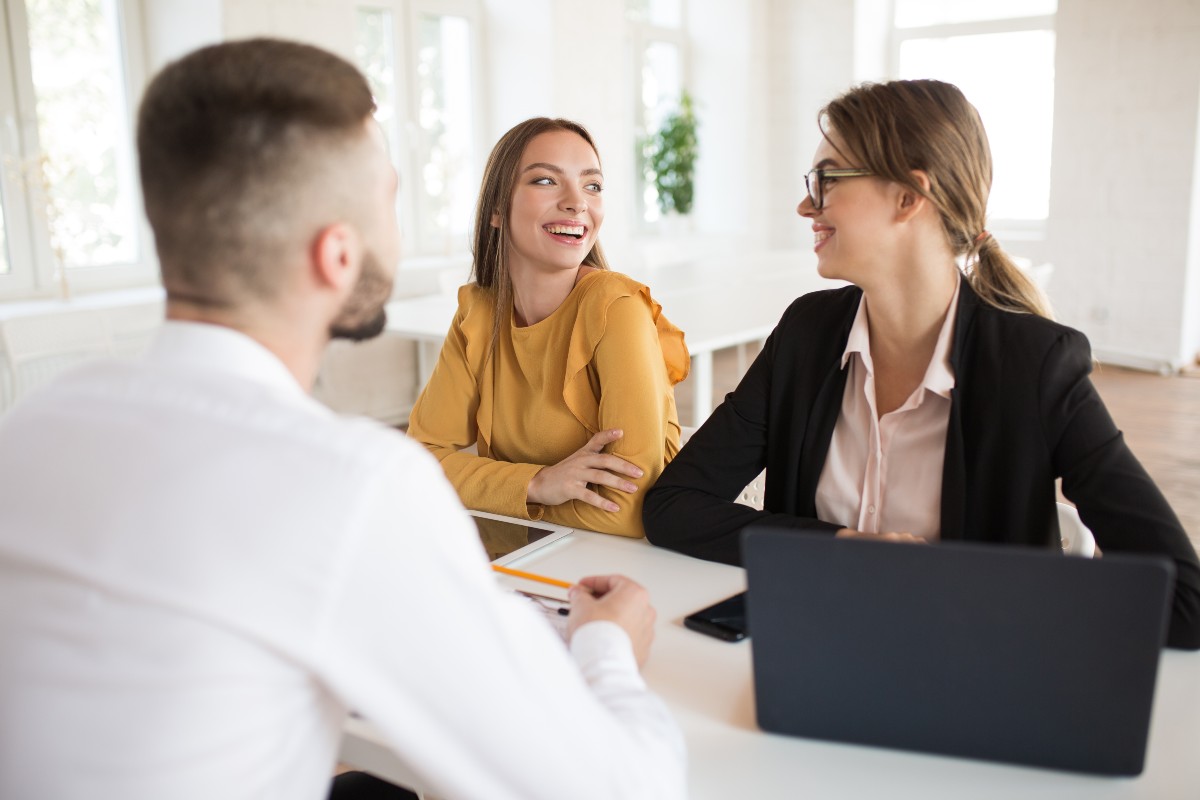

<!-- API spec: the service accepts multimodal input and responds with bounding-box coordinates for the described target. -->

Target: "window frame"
[355,0,487,263]
[888,9,1057,238]
[0,0,155,300]
[627,3,689,232]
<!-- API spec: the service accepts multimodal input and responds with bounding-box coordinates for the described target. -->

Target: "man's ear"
[895,169,932,223]
[312,222,360,291]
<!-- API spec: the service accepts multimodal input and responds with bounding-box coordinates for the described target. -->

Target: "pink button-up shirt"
[814,282,960,540]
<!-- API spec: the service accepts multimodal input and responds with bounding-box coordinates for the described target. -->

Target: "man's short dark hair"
[137,38,375,305]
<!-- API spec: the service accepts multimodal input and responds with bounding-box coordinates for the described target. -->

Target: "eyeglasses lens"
[805,171,822,210]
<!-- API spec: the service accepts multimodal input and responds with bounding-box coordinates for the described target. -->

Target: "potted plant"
[643,90,698,220]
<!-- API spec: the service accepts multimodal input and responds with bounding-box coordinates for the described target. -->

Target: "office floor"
[679,348,1200,550]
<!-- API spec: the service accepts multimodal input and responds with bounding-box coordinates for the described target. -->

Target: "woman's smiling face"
[797,130,895,286]
[501,129,605,278]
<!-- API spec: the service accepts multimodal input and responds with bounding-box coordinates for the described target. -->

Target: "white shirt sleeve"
[314,442,687,800]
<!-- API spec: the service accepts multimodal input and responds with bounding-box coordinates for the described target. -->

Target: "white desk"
[340,529,1200,799]
[384,251,840,427]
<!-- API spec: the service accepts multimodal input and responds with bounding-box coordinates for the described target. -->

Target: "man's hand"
[527,429,643,512]
[567,574,656,668]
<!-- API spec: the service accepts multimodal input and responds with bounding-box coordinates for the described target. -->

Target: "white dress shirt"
[0,321,685,800]
[815,282,959,539]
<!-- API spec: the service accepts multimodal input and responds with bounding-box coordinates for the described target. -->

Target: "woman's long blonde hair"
[821,80,1051,318]
[470,117,611,356]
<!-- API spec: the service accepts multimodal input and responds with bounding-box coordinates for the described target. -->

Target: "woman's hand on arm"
[527,429,644,512]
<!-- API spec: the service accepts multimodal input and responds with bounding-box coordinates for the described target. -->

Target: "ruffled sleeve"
[561,272,689,435]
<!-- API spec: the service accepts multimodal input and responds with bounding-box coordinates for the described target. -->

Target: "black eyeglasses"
[804,168,874,210]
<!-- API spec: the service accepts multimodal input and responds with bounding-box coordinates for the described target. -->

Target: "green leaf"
[642,90,699,215]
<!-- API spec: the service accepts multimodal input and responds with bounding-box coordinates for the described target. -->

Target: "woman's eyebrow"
[522,162,563,174]
[521,162,603,179]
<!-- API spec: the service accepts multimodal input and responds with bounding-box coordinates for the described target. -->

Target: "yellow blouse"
[407,270,689,537]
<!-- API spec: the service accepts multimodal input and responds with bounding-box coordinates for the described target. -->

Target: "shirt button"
[868,505,876,515]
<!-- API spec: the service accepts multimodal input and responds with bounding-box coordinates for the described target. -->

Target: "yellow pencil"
[492,564,573,589]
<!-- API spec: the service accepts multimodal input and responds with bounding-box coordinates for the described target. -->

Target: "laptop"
[741,527,1175,775]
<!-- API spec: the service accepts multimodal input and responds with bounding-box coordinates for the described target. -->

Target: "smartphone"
[683,591,748,642]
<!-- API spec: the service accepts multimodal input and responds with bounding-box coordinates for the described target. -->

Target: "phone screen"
[472,516,559,562]
[683,591,748,642]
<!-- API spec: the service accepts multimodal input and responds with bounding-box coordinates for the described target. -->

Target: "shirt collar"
[839,278,960,400]
[922,279,960,399]
[840,295,873,371]
[146,321,310,403]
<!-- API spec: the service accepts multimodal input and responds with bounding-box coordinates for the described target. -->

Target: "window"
[891,0,1057,229]
[627,0,687,226]
[354,7,407,245]
[0,0,151,298]
[354,0,484,260]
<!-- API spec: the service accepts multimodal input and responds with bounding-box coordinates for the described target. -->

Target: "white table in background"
[340,526,1200,800]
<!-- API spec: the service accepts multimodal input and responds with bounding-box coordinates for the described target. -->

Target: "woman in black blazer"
[643,80,1200,650]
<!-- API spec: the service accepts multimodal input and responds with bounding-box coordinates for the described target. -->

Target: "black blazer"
[644,278,1200,649]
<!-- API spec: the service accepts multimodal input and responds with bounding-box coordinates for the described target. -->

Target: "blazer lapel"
[940,275,977,541]
[796,360,850,517]
[795,294,858,518]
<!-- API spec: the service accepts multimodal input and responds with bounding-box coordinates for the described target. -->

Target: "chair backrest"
[1057,502,1096,558]
[1,310,114,407]
[737,472,766,511]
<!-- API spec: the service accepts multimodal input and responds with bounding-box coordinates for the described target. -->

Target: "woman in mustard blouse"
[408,117,689,537]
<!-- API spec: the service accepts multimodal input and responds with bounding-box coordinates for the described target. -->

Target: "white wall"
[1044,0,1200,370]
[687,0,766,247]
[764,0,856,250]
[479,0,553,139]
[222,0,356,59]
[545,2,636,260]
[141,0,223,73]
[1186,87,1200,365]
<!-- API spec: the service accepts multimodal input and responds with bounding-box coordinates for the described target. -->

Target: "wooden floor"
[1088,365,1200,549]
[679,350,1200,550]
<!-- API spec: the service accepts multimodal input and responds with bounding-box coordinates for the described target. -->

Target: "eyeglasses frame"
[804,167,875,210]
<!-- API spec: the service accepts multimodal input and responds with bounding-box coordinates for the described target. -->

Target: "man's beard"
[329,249,392,342]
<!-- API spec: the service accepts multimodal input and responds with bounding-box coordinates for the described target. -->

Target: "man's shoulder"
[8,355,428,474]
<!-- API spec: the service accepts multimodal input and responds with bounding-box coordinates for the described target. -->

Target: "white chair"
[678,425,766,511]
[0,310,113,409]
[1056,502,1096,558]
[737,472,766,511]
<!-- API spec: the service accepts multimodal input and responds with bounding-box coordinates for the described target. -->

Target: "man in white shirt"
[0,38,685,800]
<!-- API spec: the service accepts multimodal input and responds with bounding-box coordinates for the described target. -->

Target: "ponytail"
[966,233,1052,319]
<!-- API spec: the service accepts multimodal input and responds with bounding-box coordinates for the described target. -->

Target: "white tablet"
[467,510,573,565]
